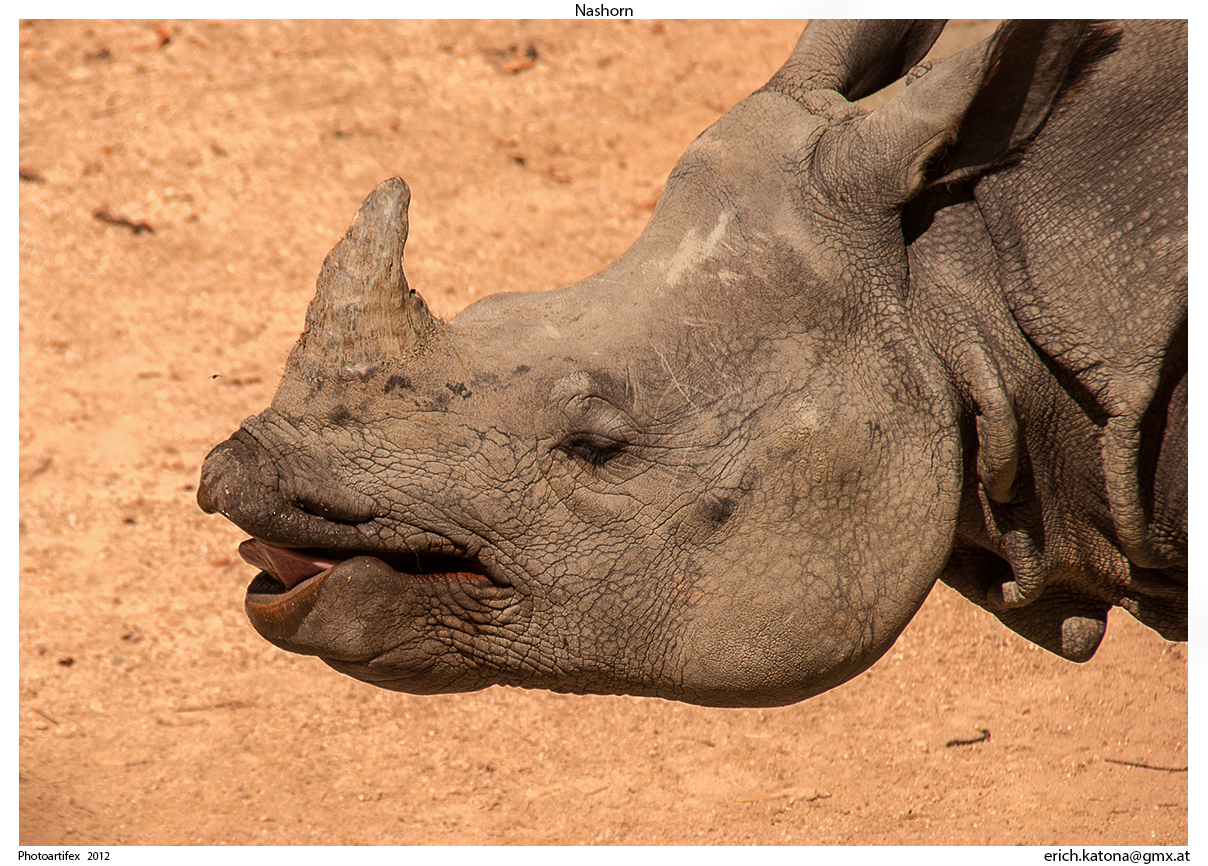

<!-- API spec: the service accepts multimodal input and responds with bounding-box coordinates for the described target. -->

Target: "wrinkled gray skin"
[198,20,1186,707]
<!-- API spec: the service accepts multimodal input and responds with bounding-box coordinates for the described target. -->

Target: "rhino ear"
[818,20,1093,206]
[767,19,947,102]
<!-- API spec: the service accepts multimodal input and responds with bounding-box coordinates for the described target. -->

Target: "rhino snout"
[196,437,244,517]
[197,427,378,545]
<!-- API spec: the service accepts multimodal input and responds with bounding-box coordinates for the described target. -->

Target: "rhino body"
[198,20,1186,707]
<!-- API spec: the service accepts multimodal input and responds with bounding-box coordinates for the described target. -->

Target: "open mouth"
[239,538,488,597]
[238,537,505,650]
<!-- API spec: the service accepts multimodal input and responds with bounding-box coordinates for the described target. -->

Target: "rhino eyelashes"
[558,433,629,468]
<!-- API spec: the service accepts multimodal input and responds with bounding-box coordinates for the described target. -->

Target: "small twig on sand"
[94,206,154,234]
[1103,758,1187,773]
[946,729,990,748]
[175,700,249,713]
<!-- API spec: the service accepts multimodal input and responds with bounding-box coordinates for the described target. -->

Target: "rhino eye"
[559,433,627,468]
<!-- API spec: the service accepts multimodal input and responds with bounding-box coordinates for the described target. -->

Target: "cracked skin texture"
[198,20,1186,708]
[20,19,1188,845]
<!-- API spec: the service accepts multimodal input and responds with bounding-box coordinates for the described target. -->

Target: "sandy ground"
[19,20,1187,846]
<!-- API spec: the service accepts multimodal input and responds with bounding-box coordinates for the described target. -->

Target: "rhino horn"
[294,177,438,370]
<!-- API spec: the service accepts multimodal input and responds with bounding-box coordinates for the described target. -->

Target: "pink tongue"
[239,539,343,590]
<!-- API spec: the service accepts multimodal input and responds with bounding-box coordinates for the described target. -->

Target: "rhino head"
[198,20,1186,706]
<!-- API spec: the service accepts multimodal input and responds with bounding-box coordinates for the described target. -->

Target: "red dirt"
[19,20,1186,845]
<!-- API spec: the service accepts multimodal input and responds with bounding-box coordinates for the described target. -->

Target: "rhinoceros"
[198,19,1186,707]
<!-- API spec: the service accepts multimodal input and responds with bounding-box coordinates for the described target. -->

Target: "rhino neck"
[906,189,1185,663]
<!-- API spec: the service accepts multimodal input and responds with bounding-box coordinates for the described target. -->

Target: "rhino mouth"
[239,537,508,658]
[240,538,489,596]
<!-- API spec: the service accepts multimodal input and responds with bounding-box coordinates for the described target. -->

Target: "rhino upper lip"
[239,538,490,595]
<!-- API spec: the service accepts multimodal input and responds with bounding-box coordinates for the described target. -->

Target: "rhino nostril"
[291,495,374,526]
[280,462,379,526]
